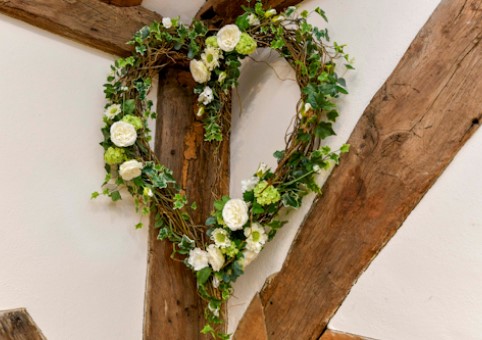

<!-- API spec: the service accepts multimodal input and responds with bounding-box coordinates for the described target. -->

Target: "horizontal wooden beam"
[99,0,143,7]
[0,0,161,56]
[0,308,46,340]
[234,0,482,338]
[195,0,305,25]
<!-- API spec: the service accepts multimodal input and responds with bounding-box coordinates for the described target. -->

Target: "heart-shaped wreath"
[93,3,352,338]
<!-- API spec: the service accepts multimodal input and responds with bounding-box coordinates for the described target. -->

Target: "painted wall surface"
[2,0,482,339]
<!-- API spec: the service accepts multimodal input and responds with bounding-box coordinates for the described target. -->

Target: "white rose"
[242,250,259,268]
[162,17,172,29]
[218,71,227,84]
[247,13,260,26]
[222,198,249,231]
[110,121,137,147]
[198,86,214,105]
[241,176,259,192]
[119,159,143,181]
[187,248,209,271]
[216,24,241,52]
[104,103,121,119]
[189,59,210,83]
[207,244,225,272]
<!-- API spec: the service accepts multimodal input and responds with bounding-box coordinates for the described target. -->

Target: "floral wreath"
[92,3,352,338]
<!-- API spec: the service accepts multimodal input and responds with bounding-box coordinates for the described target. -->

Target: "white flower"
[119,159,143,181]
[187,248,209,271]
[104,104,121,119]
[196,106,205,117]
[313,164,321,173]
[211,228,231,248]
[208,301,220,317]
[201,46,223,71]
[216,24,241,52]
[144,187,154,197]
[242,250,259,268]
[256,162,269,177]
[218,71,227,84]
[304,102,312,113]
[198,86,214,105]
[110,121,137,147]
[244,223,268,253]
[222,199,249,231]
[264,9,277,18]
[207,244,225,272]
[247,13,260,26]
[189,59,210,83]
[212,276,220,288]
[241,176,259,192]
[272,15,285,23]
[162,17,172,29]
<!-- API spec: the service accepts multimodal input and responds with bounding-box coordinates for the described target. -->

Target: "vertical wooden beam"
[234,0,482,338]
[0,308,46,340]
[144,67,230,339]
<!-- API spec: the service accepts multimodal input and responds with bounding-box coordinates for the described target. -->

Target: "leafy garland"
[93,3,352,338]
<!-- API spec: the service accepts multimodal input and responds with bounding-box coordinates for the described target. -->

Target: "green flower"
[122,115,143,130]
[221,243,239,258]
[254,181,281,206]
[205,36,219,48]
[104,147,125,165]
[235,33,257,55]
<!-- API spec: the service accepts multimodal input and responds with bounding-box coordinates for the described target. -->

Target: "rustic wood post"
[0,308,46,340]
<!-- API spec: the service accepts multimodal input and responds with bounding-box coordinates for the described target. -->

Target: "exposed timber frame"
[0,308,46,340]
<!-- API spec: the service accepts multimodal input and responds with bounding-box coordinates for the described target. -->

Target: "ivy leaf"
[157,227,169,240]
[91,191,100,199]
[197,267,212,285]
[315,122,336,139]
[110,191,122,201]
[236,14,250,31]
[135,222,143,229]
[122,99,136,115]
[314,7,328,22]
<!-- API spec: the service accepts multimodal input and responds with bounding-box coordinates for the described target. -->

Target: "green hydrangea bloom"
[235,33,257,55]
[122,115,143,130]
[221,243,239,258]
[104,147,125,165]
[205,36,219,48]
[254,180,281,206]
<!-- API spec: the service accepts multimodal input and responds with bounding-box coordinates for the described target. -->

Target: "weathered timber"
[0,309,46,340]
[233,294,268,340]
[0,0,161,56]
[234,0,482,338]
[319,330,372,340]
[195,0,305,25]
[144,67,230,339]
[99,0,143,7]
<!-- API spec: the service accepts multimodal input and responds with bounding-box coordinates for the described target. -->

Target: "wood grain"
[233,294,268,340]
[319,330,372,340]
[195,0,305,25]
[0,309,46,340]
[0,0,161,56]
[99,0,143,7]
[144,67,230,339]
[234,0,482,338]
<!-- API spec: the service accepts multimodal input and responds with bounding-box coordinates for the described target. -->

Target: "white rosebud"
[247,13,260,26]
[144,187,154,197]
[208,301,220,317]
[196,106,205,117]
[110,121,137,147]
[216,24,241,52]
[211,228,231,248]
[244,223,268,253]
[189,59,210,83]
[198,86,214,105]
[212,276,220,288]
[187,248,209,271]
[304,102,312,113]
[313,164,321,173]
[241,176,259,192]
[272,15,285,23]
[242,250,259,268]
[104,104,121,119]
[222,198,249,231]
[207,244,225,272]
[264,9,277,18]
[162,17,172,29]
[119,159,143,181]
[256,162,269,177]
[218,71,227,84]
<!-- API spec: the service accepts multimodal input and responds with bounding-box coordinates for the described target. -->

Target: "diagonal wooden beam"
[0,308,46,340]
[319,329,373,340]
[0,0,161,56]
[234,0,482,338]
[195,0,305,25]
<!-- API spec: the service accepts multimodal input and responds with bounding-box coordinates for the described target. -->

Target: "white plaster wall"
[0,15,148,340]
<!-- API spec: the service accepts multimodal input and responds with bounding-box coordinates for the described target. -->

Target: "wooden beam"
[144,67,230,339]
[0,308,46,340]
[319,329,372,340]
[99,0,143,7]
[233,294,268,340]
[195,0,305,25]
[234,0,482,338]
[0,0,161,56]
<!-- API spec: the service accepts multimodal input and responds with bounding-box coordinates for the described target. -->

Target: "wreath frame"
[93,3,352,338]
